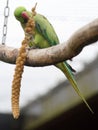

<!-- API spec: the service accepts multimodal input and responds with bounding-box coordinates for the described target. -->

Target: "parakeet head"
[14,6,30,23]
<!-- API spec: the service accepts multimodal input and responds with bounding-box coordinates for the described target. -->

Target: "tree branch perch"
[0,18,98,67]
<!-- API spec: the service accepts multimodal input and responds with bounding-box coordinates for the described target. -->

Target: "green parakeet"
[14,6,93,113]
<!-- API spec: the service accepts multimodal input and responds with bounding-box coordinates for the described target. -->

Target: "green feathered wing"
[33,14,93,113]
[34,14,59,46]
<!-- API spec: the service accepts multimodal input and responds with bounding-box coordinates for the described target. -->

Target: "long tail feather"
[56,62,94,114]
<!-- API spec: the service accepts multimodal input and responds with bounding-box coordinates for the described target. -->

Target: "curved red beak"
[21,11,29,20]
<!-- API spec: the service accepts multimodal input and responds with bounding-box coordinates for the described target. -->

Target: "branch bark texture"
[0,18,98,67]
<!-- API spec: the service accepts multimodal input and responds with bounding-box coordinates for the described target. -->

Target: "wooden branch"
[0,18,98,67]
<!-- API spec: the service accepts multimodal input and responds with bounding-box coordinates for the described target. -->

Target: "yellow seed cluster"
[11,39,28,119]
[25,18,35,35]
[11,5,36,119]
